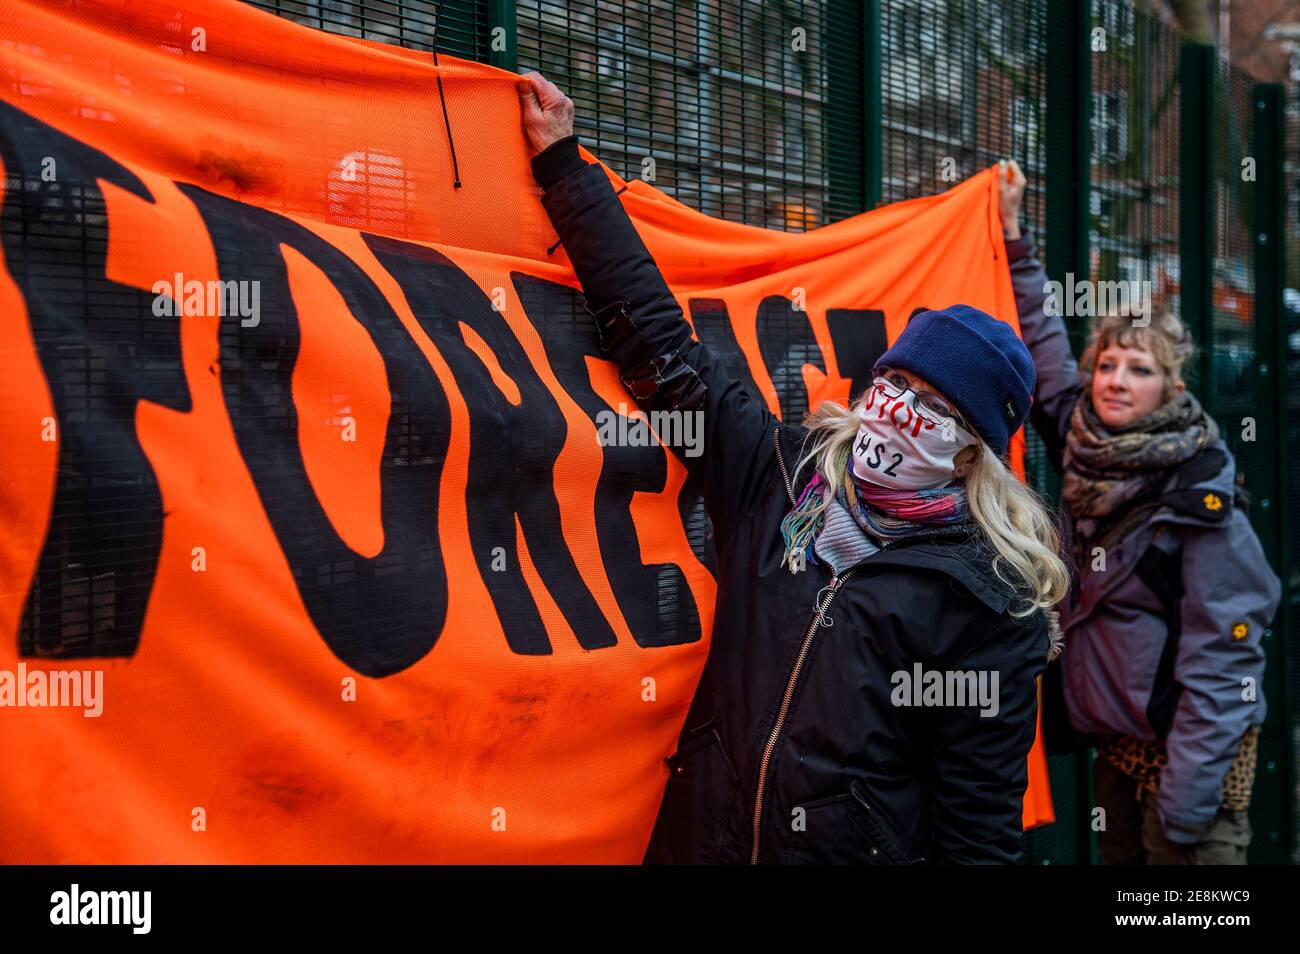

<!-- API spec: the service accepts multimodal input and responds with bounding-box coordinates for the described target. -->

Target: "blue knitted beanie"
[871,304,1035,459]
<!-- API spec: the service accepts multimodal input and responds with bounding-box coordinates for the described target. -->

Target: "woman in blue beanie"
[1001,159,1281,864]
[520,73,1068,863]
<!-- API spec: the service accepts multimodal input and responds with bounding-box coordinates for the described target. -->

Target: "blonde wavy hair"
[790,390,1070,619]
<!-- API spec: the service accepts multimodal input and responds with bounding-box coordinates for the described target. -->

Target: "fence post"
[1044,0,1093,866]
[825,0,877,217]
[864,0,881,209]
[487,0,516,71]
[1046,0,1092,358]
[1179,43,1215,401]
[1248,81,1293,864]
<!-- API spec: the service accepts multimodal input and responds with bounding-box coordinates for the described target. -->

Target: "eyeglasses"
[874,368,969,430]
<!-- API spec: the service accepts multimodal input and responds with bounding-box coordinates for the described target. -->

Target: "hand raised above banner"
[997,158,1026,241]
[517,70,575,155]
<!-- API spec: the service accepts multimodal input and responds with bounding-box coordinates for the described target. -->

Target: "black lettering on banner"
[178,185,452,677]
[0,99,191,659]
[363,237,618,655]
[826,309,889,400]
[514,273,705,648]
[755,295,827,423]
[689,296,828,423]
[1,100,907,670]
[688,298,764,403]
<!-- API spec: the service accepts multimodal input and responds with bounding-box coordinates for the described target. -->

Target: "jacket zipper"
[773,425,797,506]
[750,564,855,864]
[751,426,806,864]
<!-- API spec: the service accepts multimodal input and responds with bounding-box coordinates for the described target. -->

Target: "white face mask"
[850,378,979,491]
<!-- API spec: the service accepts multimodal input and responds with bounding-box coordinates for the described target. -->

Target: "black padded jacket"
[532,136,1051,864]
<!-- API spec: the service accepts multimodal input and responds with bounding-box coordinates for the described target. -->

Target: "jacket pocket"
[783,780,923,865]
[644,722,739,865]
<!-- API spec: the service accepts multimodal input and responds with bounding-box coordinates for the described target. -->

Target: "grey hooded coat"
[1008,229,1282,844]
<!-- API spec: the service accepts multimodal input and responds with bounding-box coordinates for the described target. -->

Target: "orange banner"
[0,0,1047,863]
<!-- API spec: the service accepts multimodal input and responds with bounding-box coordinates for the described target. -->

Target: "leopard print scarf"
[1062,388,1218,536]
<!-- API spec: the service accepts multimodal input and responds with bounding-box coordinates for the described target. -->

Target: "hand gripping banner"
[0,0,1052,862]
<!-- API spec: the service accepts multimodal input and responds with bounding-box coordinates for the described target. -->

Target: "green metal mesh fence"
[1089,0,1181,354]
[244,0,485,57]
[1210,52,1290,863]
[515,1,862,229]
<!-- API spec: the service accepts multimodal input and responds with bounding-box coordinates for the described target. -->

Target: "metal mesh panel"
[1216,66,1260,503]
[4,170,146,656]
[880,0,1047,224]
[516,0,861,229]
[1088,0,1181,338]
[243,0,485,58]
[1202,46,1291,863]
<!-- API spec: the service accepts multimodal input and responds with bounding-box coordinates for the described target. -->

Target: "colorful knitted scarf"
[1062,386,1218,557]
[779,453,969,572]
